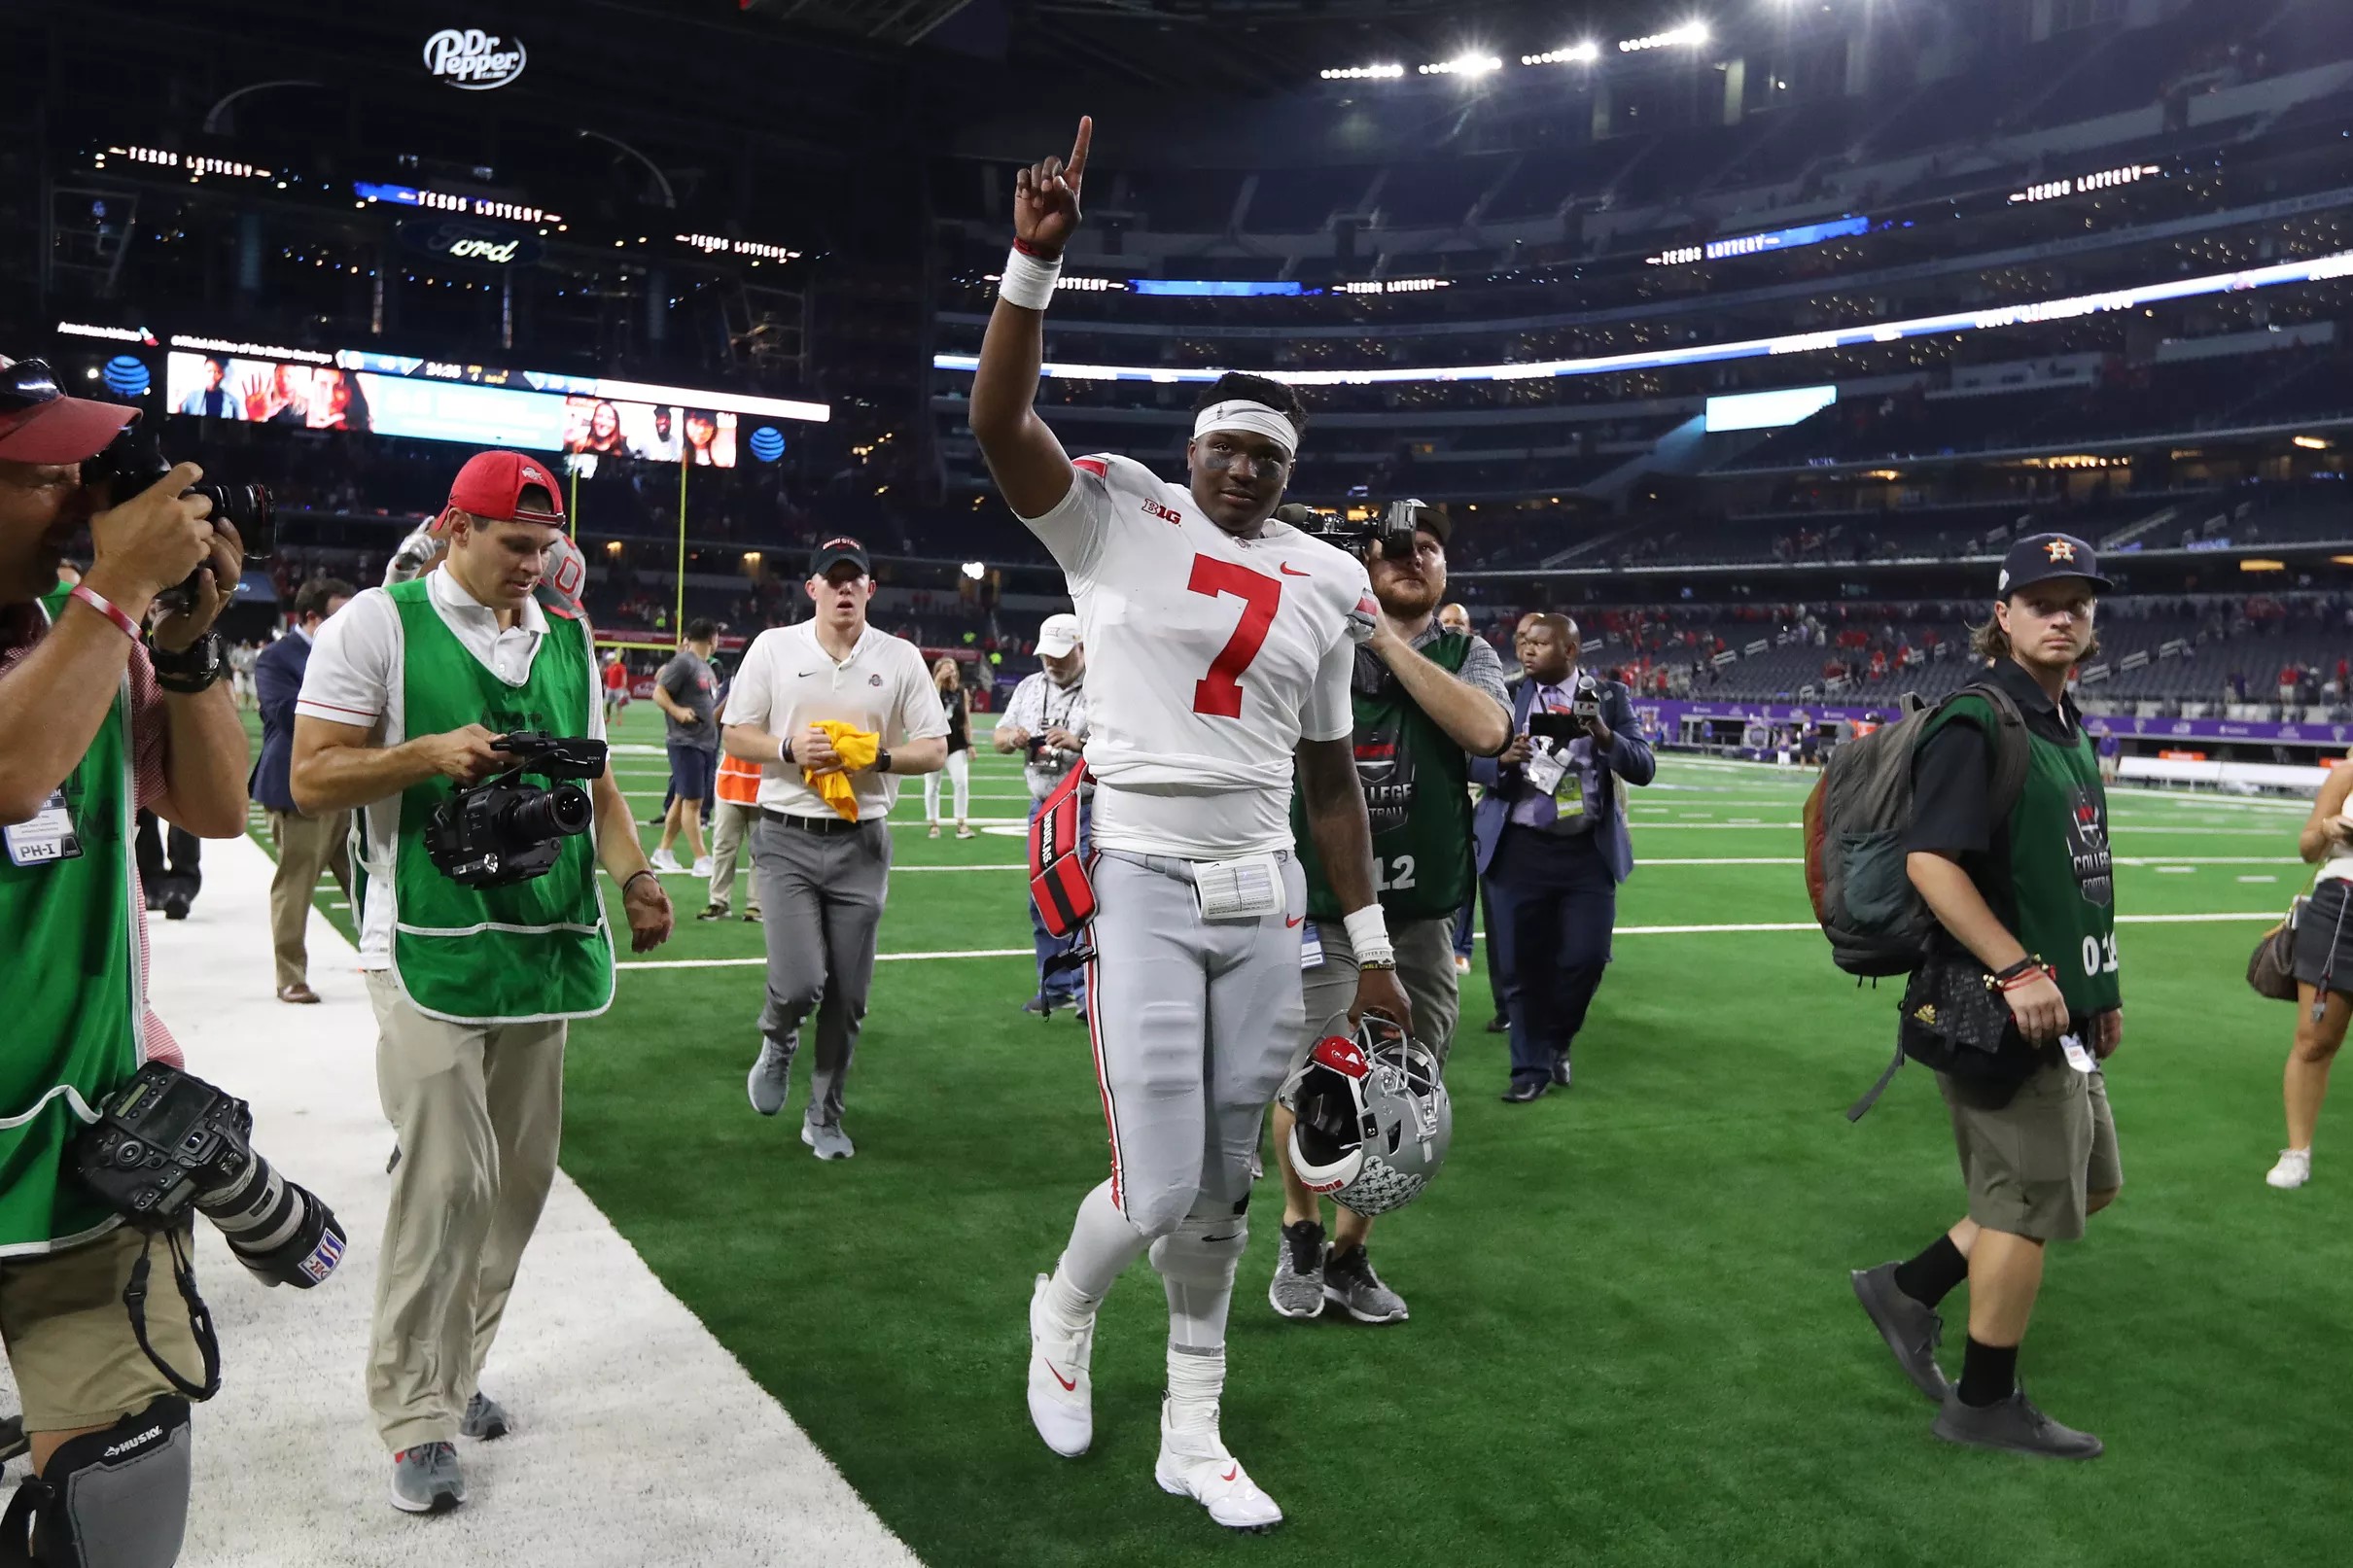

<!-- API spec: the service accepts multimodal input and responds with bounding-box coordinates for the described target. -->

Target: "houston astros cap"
[808,536,870,576]
[0,356,139,465]
[448,450,566,526]
[1998,532,2111,595]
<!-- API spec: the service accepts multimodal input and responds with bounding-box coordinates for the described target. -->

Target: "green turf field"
[249,700,2353,1568]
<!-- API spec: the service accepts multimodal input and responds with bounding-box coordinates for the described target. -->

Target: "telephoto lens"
[196,1150,347,1289]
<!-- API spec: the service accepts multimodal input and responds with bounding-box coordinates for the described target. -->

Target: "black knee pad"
[0,1398,191,1568]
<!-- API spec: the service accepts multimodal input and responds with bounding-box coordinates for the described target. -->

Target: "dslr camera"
[425,732,607,889]
[75,1063,345,1290]
[1273,499,1434,562]
[82,426,275,612]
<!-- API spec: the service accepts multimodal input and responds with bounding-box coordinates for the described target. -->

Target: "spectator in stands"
[650,619,720,878]
[1474,613,1656,1099]
[255,576,356,1004]
[2265,760,2353,1192]
[924,657,974,840]
[998,612,1090,1017]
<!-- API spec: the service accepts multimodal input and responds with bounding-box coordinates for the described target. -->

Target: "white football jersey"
[1020,453,1376,859]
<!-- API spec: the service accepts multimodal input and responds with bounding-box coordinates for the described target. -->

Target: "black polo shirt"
[1907,656,2082,930]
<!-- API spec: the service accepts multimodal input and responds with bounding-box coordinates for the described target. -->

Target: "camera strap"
[122,1228,221,1404]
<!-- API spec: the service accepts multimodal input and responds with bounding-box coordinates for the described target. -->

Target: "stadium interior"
[7,0,2352,1562]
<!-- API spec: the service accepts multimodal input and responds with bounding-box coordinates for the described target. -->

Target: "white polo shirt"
[295,570,603,969]
[721,620,947,819]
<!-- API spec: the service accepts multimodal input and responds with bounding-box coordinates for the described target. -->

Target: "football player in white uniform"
[967,117,1411,1533]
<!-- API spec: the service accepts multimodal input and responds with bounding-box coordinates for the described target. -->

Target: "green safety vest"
[1923,691,2121,1017]
[370,578,614,1024]
[0,586,144,1253]
[1293,632,1477,923]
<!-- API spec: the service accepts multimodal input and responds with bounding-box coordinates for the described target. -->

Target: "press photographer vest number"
[1294,631,1476,923]
[0,584,147,1251]
[371,578,615,1025]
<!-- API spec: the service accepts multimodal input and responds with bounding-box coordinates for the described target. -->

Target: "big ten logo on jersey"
[1142,497,1183,527]
[2063,785,2113,907]
[1353,713,1416,835]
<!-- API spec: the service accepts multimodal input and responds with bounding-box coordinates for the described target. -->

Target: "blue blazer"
[1470,677,1656,886]
[250,632,313,813]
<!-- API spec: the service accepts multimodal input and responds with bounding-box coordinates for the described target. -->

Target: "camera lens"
[506,783,594,845]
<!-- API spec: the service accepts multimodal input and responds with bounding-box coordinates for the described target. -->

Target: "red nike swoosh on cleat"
[1278,562,1309,576]
[1285,915,1304,927]
[1220,1466,1238,1482]
[1046,1362,1077,1391]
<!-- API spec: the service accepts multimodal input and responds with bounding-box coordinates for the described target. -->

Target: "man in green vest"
[1268,512,1510,1325]
[0,359,255,1560]
[291,451,674,1515]
[1852,533,2123,1460]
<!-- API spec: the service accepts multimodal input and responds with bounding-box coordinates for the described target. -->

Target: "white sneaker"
[648,849,683,873]
[1154,1399,1282,1532]
[2266,1148,2313,1190]
[1026,1273,1095,1458]
[689,855,713,878]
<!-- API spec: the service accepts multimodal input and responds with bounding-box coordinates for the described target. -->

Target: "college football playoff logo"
[2063,785,2113,907]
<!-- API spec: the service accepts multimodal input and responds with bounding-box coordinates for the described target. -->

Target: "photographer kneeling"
[291,452,673,1516]
[0,362,253,1564]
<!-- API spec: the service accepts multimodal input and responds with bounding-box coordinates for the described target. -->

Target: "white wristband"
[1000,246,1062,311]
[1343,904,1394,967]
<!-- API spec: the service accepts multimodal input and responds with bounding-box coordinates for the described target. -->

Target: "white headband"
[1192,400,1298,460]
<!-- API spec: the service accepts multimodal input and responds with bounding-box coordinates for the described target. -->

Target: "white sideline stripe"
[663,854,2307,875]
[151,836,923,1568]
[618,910,2286,969]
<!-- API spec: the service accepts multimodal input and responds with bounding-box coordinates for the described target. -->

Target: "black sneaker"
[1322,1245,1408,1324]
[1850,1262,1952,1403]
[1932,1387,2102,1460]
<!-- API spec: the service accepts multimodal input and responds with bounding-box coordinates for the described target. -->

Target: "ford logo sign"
[396,218,544,267]
[423,28,526,90]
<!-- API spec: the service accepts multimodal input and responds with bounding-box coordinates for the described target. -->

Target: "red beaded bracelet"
[69,584,141,643]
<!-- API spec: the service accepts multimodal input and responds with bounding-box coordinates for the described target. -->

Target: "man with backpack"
[1844,533,2122,1460]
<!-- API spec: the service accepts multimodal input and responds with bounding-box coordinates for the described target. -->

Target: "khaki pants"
[706,799,761,916]
[364,973,565,1452]
[0,1223,200,1432]
[267,808,351,990]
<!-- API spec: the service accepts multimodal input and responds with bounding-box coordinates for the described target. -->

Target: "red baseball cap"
[447,450,566,526]
[0,356,140,465]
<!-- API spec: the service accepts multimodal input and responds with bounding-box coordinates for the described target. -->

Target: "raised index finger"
[1067,116,1093,186]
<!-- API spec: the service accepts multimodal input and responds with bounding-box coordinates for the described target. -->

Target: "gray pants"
[1281,913,1461,1107]
[707,799,761,917]
[1086,849,1308,1237]
[753,816,893,1127]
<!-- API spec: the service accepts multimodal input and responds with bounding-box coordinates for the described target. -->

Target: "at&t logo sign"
[423,29,527,90]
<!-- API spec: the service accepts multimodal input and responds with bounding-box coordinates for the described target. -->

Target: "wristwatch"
[874,747,893,776]
[149,631,226,695]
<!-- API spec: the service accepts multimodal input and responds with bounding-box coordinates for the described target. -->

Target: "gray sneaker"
[1322,1245,1408,1324]
[1932,1388,2103,1460]
[1851,1262,1952,1403]
[460,1391,509,1441]
[389,1442,466,1514]
[800,1119,855,1161]
[1267,1220,1325,1320]
[747,1041,792,1117]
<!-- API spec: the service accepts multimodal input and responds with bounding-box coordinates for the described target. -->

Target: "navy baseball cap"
[1998,532,2111,596]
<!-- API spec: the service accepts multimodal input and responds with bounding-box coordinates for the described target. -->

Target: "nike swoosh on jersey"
[1284,915,1304,927]
[1278,563,1310,576]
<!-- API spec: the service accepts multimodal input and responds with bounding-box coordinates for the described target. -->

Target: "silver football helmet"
[383,519,587,622]
[1287,1013,1452,1216]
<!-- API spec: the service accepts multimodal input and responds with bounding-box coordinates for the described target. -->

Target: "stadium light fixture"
[1522,42,1602,65]
[2293,435,2331,450]
[2240,559,2288,573]
[962,560,987,580]
[1320,63,1406,80]
[1620,21,1709,52]
[1420,54,1504,76]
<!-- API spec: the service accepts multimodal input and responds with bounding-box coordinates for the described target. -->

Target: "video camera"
[425,733,608,889]
[1273,499,1435,562]
[81,426,275,613]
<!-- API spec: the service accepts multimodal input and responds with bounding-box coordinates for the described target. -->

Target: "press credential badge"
[4,789,83,868]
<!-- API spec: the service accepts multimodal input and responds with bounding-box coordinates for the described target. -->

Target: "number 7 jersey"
[1020,453,1378,860]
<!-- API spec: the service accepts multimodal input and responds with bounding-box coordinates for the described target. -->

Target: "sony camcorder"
[425,733,608,889]
[81,426,275,613]
[1273,499,1435,562]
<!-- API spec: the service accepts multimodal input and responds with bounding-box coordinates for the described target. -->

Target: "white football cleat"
[1026,1273,1094,1458]
[2266,1148,2312,1190]
[1154,1399,1282,1533]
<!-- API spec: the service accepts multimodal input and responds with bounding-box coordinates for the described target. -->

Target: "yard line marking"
[2156,866,2197,874]
[2237,875,2280,883]
[615,909,2288,969]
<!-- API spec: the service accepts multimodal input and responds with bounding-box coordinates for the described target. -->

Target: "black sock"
[1957,1337,2019,1408]
[1891,1235,1968,1309]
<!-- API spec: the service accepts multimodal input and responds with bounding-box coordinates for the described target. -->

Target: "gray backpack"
[1802,684,2031,981]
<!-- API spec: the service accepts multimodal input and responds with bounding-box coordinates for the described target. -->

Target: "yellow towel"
[804,721,880,820]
